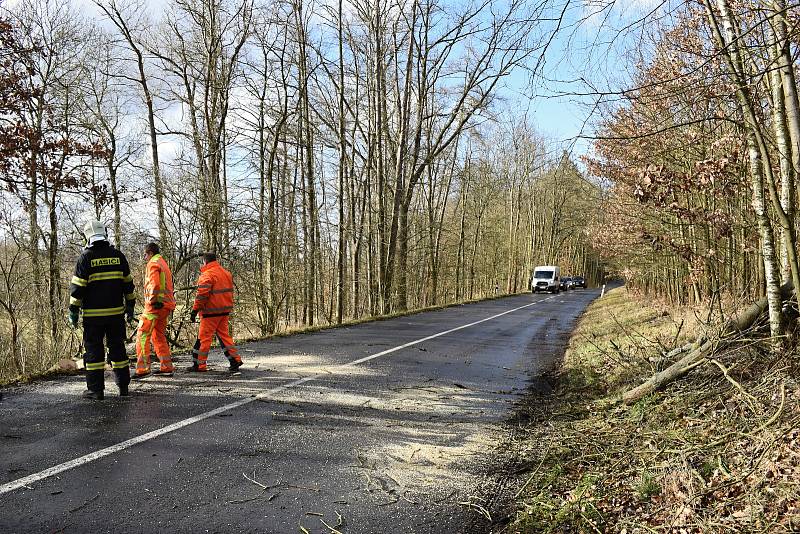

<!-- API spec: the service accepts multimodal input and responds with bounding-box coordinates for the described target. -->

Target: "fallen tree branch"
[662,342,694,360]
[622,281,793,405]
[746,382,786,436]
[69,493,100,513]
[320,511,344,534]
[707,358,759,410]
[458,500,492,521]
[243,472,268,489]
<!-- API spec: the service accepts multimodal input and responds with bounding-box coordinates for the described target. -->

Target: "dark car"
[566,277,577,289]
[572,276,587,289]
[560,277,571,290]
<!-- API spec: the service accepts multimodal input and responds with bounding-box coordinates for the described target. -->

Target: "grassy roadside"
[498,287,800,532]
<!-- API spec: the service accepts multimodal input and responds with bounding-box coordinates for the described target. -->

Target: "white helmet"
[83,220,107,245]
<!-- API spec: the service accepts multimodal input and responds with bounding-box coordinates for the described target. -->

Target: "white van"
[531,265,561,293]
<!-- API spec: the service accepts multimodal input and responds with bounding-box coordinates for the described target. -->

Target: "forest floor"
[486,286,800,533]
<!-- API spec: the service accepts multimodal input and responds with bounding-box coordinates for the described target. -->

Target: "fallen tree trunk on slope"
[622,281,794,405]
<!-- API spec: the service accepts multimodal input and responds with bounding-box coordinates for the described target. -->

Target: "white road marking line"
[344,297,553,367]
[0,295,553,496]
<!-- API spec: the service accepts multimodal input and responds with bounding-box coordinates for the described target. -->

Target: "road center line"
[0,295,552,496]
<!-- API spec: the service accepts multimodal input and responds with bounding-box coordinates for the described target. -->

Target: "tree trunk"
[28,147,43,358]
[706,0,785,337]
[99,2,170,254]
[336,0,347,323]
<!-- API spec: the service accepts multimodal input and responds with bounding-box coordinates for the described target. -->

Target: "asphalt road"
[0,289,600,533]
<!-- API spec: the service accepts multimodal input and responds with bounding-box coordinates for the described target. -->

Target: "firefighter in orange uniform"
[189,252,242,373]
[134,242,176,378]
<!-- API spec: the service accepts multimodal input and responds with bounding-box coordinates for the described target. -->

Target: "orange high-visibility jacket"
[192,260,234,317]
[144,254,176,313]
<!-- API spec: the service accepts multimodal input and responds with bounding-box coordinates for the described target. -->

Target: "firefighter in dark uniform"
[68,220,136,400]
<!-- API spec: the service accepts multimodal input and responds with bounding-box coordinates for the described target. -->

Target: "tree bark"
[336,0,346,323]
[96,1,170,255]
[705,0,785,337]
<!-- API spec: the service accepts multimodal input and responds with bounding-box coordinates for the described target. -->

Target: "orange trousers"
[136,308,174,375]
[191,315,241,370]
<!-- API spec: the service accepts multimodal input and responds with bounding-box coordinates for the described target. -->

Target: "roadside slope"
[491,287,800,532]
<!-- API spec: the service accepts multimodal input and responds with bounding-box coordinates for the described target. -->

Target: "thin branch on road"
[288,484,321,492]
[226,492,278,504]
[400,491,419,505]
[227,473,282,504]
[320,510,345,534]
[68,493,100,513]
[242,471,272,490]
[458,499,492,521]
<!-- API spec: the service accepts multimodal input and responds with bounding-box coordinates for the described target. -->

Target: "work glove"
[125,304,136,325]
[190,309,198,323]
[68,309,79,329]
[152,301,164,310]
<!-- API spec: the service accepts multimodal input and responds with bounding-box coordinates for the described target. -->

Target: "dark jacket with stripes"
[69,241,136,324]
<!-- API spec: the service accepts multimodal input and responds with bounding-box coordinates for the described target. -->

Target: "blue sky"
[495,0,668,163]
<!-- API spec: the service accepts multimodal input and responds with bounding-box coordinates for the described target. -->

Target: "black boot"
[82,390,104,400]
[113,367,131,396]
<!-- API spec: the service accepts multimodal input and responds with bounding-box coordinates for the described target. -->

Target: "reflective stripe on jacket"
[192,261,234,317]
[144,254,176,313]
